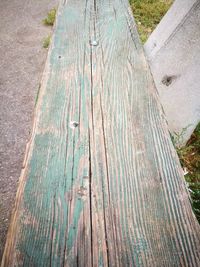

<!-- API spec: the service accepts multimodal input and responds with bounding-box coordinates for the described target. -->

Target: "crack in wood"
[1,0,200,266]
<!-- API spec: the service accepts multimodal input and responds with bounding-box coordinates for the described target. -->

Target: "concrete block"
[145,0,200,145]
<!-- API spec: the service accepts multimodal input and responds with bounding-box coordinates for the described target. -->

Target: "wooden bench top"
[2,0,200,266]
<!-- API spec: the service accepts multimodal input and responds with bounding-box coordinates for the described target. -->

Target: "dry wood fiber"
[1,0,200,266]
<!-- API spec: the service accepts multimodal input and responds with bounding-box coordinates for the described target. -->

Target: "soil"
[0,0,57,260]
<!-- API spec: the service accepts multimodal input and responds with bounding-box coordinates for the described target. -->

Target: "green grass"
[130,0,173,43]
[172,123,200,223]
[35,83,41,106]
[42,8,57,49]
[43,35,51,48]
[43,8,57,26]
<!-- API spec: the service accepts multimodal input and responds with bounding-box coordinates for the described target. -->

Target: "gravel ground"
[0,0,57,260]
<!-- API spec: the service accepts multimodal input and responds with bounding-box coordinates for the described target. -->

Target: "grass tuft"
[43,8,57,26]
[130,0,173,43]
[43,35,51,49]
[173,123,200,222]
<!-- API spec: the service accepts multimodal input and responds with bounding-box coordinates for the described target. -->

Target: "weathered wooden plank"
[1,0,200,266]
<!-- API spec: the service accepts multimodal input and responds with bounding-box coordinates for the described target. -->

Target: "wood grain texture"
[1,0,200,266]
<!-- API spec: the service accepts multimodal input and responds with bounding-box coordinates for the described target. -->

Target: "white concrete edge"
[144,0,198,61]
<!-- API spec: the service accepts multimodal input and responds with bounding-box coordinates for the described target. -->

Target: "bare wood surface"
[1,0,200,266]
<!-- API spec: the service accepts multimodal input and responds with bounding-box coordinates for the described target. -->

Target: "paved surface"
[0,0,57,260]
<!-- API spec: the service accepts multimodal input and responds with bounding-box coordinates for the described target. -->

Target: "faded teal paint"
[3,1,200,266]
[66,199,84,252]
[21,120,88,264]
[79,76,89,129]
